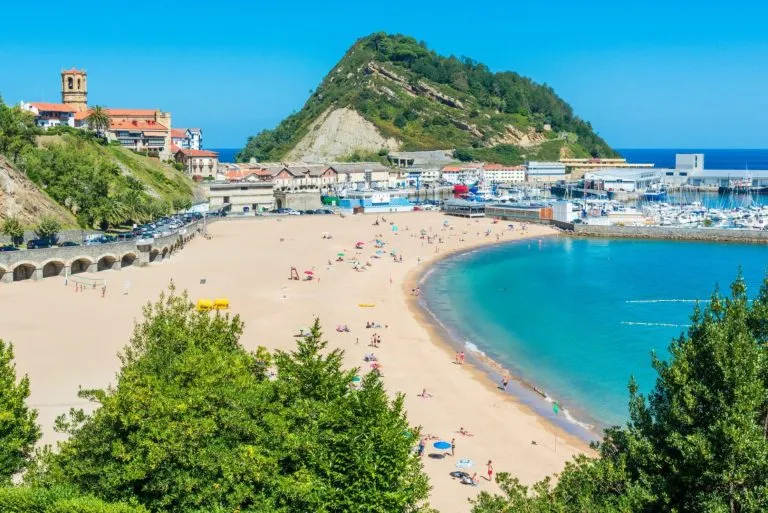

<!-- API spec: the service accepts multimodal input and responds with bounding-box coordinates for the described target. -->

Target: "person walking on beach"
[451,438,456,456]
[417,438,425,458]
[459,351,465,365]
[486,460,494,481]
[502,376,509,391]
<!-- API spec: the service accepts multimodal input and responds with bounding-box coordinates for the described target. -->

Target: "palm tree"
[86,106,110,138]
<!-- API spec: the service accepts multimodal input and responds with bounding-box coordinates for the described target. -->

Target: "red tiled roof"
[171,128,188,139]
[177,148,218,157]
[28,102,78,113]
[442,166,461,172]
[74,110,91,121]
[110,119,168,131]
[483,164,503,170]
[107,108,159,117]
[63,68,86,74]
[171,144,181,153]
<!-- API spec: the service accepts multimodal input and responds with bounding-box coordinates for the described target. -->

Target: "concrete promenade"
[0,221,206,283]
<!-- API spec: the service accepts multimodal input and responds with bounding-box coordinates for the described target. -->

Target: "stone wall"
[571,224,768,243]
[0,221,206,284]
[0,229,102,246]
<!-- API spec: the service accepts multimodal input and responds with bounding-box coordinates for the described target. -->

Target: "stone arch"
[69,256,93,275]
[149,249,160,263]
[276,198,284,209]
[12,262,37,282]
[0,264,8,283]
[121,252,137,268]
[41,259,66,278]
[97,254,118,271]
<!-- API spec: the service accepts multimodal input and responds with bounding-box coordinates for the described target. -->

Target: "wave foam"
[621,321,691,328]
[625,299,709,304]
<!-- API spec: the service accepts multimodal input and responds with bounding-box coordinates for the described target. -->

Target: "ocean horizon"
[212,147,768,169]
[421,236,768,436]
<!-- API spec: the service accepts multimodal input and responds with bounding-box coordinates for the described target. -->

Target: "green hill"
[239,33,615,165]
[0,98,196,230]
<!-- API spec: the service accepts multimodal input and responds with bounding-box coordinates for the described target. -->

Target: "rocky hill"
[239,33,616,164]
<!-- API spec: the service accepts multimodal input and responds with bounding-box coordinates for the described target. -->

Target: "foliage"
[0,97,38,164]
[340,149,388,164]
[0,340,40,484]
[46,286,430,513]
[0,486,148,513]
[1,216,25,246]
[34,216,61,243]
[238,33,615,162]
[85,106,111,138]
[471,273,768,513]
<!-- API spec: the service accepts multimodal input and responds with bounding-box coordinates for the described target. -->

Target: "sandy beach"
[0,212,590,512]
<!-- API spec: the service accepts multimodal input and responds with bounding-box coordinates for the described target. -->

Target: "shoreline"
[402,235,599,452]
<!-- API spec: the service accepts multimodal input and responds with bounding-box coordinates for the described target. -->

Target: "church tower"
[61,69,88,112]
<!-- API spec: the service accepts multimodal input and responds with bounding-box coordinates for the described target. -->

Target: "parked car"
[287,209,301,216]
[27,239,52,249]
[58,241,80,247]
[0,245,19,252]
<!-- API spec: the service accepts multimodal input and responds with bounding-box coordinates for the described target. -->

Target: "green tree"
[0,97,38,163]
[34,216,61,243]
[47,287,430,512]
[0,340,40,484]
[85,106,110,138]
[471,273,768,513]
[1,216,25,246]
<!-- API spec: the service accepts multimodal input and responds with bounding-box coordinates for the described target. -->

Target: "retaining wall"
[0,221,206,284]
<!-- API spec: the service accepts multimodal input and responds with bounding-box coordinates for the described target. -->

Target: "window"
[680,172,688,176]
[666,172,674,176]
[223,196,230,203]
[68,77,73,89]
[77,78,81,89]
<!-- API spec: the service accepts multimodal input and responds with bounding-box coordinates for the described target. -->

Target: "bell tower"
[61,68,88,112]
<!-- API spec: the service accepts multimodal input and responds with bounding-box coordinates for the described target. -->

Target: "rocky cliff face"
[285,107,400,163]
[0,156,76,226]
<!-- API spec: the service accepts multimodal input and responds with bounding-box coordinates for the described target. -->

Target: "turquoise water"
[422,237,768,434]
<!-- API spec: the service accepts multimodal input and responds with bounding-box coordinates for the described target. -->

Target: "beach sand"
[0,212,591,512]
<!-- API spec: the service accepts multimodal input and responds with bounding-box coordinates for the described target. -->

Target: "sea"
[421,237,768,439]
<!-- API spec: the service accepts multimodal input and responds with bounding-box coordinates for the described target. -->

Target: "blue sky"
[1,0,766,149]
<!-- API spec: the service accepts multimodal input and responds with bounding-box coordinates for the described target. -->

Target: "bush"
[34,217,61,244]
[0,486,148,513]
[1,216,25,246]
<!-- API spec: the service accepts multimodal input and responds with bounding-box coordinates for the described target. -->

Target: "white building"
[20,102,77,128]
[526,161,566,182]
[482,164,526,184]
[171,128,203,150]
[583,168,663,192]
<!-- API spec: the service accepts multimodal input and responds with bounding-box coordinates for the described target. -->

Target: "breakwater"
[568,224,768,243]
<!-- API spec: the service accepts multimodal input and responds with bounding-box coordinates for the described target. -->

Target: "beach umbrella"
[337,252,345,257]
[376,250,385,254]
[392,225,398,232]
[356,241,365,245]
[304,270,314,275]
[455,459,474,469]
[433,441,451,450]
[351,376,361,383]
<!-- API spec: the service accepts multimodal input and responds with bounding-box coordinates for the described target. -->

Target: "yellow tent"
[213,298,230,310]
[196,299,213,312]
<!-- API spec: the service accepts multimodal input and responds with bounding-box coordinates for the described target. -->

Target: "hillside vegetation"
[0,98,195,229]
[239,33,615,164]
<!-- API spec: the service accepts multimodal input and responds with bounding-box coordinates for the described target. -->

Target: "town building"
[482,164,526,184]
[526,161,567,182]
[326,162,391,190]
[206,181,274,214]
[441,163,483,185]
[171,128,203,150]
[559,157,654,171]
[388,150,452,187]
[174,148,220,180]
